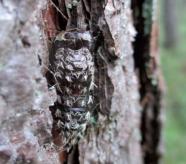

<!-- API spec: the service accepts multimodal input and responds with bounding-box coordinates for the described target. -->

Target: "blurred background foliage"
[160,0,186,163]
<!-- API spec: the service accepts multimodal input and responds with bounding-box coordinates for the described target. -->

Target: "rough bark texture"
[0,0,163,164]
[0,1,60,163]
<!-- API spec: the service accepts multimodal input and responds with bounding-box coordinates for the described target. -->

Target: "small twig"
[49,0,68,20]
[97,48,109,65]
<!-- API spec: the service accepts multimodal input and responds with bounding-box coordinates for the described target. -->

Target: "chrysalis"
[50,29,95,151]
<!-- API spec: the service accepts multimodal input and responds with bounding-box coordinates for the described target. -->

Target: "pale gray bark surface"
[0,1,59,163]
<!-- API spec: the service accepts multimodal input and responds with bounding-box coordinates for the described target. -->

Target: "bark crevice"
[131,0,163,163]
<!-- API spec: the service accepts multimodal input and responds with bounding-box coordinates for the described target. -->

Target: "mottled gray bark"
[0,1,59,163]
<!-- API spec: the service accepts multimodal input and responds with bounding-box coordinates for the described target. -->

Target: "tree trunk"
[163,0,178,48]
[0,0,164,164]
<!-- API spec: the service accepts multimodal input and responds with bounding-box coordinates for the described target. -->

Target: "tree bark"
[0,0,164,164]
[0,0,60,163]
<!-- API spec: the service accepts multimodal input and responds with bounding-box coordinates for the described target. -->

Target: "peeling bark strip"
[131,0,164,163]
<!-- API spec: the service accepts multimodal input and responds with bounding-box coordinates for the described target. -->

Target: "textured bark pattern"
[0,1,59,163]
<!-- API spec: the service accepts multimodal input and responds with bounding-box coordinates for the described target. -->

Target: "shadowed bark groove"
[131,0,164,163]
